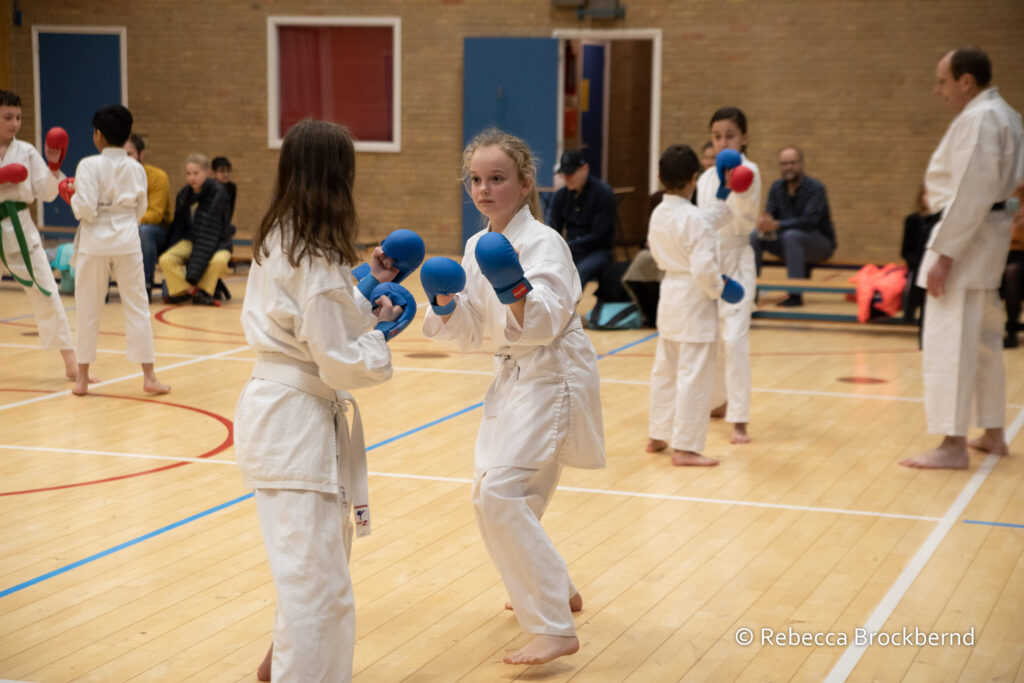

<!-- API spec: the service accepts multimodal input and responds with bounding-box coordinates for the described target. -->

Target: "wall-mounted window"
[267,16,401,152]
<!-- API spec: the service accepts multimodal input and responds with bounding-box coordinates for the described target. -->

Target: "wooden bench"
[753,276,915,325]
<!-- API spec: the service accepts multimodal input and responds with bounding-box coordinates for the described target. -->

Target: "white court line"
[0,342,253,362]
[0,345,250,413]
[825,406,1024,682]
[2,444,941,522]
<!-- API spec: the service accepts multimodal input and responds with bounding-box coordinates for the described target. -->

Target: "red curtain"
[278,25,394,142]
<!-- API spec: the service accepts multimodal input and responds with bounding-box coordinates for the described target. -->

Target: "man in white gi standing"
[901,46,1024,470]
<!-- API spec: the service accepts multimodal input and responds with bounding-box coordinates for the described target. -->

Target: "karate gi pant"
[473,459,578,638]
[922,288,1005,436]
[709,305,752,424]
[1,222,73,350]
[74,252,155,365]
[256,488,355,683]
[649,338,716,453]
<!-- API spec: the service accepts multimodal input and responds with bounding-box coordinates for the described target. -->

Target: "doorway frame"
[552,28,661,195]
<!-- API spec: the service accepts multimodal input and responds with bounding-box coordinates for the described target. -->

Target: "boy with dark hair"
[646,144,735,466]
[64,104,169,396]
[211,155,236,222]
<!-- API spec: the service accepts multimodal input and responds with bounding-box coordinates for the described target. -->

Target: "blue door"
[462,37,558,245]
[37,30,124,228]
[580,43,606,179]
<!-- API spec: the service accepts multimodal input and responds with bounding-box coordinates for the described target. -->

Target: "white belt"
[251,354,372,537]
[718,234,750,250]
[96,206,138,218]
[493,314,584,363]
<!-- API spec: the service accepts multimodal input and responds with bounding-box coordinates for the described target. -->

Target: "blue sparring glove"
[355,228,426,299]
[721,274,745,304]
[420,256,466,315]
[715,149,743,200]
[370,282,417,341]
[475,232,532,304]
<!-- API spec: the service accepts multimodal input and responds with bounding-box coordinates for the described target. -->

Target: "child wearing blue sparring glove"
[352,227,425,292]
[695,106,762,445]
[421,129,605,667]
[234,119,405,682]
[646,144,746,467]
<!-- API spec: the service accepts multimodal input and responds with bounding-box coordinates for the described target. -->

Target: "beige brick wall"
[7,0,1023,265]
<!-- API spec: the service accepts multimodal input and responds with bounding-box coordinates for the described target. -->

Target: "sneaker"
[777,294,804,307]
[192,289,221,307]
[1006,334,1019,349]
[163,292,191,304]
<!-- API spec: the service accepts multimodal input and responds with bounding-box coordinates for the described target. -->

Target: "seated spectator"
[211,155,237,222]
[125,134,173,294]
[159,153,233,306]
[1003,187,1024,348]
[900,184,941,322]
[750,146,837,306]
[548,149,617,287]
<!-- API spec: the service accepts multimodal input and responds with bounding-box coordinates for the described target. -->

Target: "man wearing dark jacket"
[158,153,233,305]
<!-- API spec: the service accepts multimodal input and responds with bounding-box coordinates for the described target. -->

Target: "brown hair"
[461,128,541,221]
[253,118,360,268]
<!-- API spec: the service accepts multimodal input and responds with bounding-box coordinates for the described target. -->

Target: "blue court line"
[1,330,660,599]
[963,519,1024,530]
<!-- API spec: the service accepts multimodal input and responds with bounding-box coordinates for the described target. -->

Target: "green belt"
[0,200,52,296]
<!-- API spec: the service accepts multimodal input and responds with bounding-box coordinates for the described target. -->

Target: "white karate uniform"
[646,194,723,452]
[423,204,605,637]
[234,226,393,682]
[0,138,73,350]
[918,87,1024,436]
[69,147,154,364]
[696,156,762,423]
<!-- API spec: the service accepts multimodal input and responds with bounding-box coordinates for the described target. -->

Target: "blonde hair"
[185,153,210,170]
[461,128,541,220]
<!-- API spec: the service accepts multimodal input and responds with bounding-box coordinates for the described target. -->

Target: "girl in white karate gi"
[695,106,762,444]
[0,89,83,381]
[647,145,727,466]
[234,119,406,681]
[67,105,169,396]
[422,129,606,666]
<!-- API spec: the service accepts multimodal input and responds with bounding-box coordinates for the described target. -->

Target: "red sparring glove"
[58,177,75,204]
[0,163,29,185]
[727,165,754,194]
[45,127,69,171]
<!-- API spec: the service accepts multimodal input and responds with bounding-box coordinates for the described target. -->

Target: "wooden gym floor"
[2,265,1024,682]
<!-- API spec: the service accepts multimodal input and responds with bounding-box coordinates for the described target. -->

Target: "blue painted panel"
[580,43,605,179]
[462,37,558,245]
[38,32,122,227]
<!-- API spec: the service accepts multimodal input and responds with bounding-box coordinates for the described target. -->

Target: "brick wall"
[7,0,1023,265]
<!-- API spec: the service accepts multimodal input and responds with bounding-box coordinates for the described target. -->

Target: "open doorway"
[554,29,661,257]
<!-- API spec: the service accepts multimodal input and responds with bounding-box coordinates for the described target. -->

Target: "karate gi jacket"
[235,229,393,493]
[647,194,723,343]
[423,205,606,472]
[70,147,147,255]
[920,87,1024,291]
[0,138,61,246]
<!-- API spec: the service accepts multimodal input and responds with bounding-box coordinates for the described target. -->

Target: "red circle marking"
[836,377,889,384]
[0,390,234,496]
[153,306,247,337]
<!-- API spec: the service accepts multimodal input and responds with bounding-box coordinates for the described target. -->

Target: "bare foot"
[900,437,969,470]
[730,423,751,445]
[671,450,719,467]
[710,402,727,418]
[968,429,1009,456]
[646,438,668,453]
[143,379,171,395]
[71,380,89,396]
[257,643,272,681]
[506,593,583,613]
[503,634,579,665]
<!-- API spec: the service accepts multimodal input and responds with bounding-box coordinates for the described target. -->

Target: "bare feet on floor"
[503,634,579,665]
[256,643,272,681]
[646,438,668,453]
[731,423,751,445]
[143,379,172,395]
[968,429,1009,456]
[506,592,583,613]
[710,402,727,418]
[899,437,969,470]
[671,450,719,467]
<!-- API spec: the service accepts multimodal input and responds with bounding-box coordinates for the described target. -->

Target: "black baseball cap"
[555,149,586,175]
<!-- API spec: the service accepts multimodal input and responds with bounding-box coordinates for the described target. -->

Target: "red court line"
[1,319,247,345]
[0,389,234,496]
[153,306,247,337]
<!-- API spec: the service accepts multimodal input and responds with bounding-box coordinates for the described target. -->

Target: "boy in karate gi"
[66,105,169,396]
